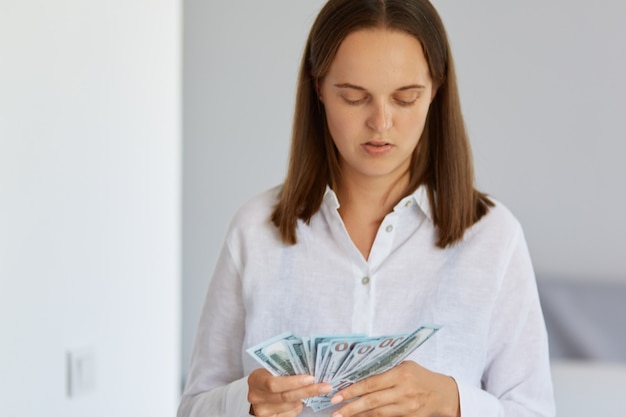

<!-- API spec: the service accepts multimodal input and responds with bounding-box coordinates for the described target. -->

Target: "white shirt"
[178,185,555,417]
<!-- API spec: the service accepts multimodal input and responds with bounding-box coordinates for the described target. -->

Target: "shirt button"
[405,200,412,207]
[361,276,370,285]
[385,225,393,233]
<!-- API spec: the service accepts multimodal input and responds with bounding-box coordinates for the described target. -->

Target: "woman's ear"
[430,85,438,102]
[315,76,324,102]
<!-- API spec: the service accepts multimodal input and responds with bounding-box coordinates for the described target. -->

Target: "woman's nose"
[366,100,392,133]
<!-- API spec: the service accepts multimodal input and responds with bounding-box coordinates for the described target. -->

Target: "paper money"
[247,325,440,412]
[246,332,299,376]
[286,339,309,375]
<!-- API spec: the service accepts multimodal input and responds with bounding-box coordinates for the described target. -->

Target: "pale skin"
[248,28,460,417]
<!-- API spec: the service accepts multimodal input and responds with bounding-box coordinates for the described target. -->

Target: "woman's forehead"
[325,28,432,88]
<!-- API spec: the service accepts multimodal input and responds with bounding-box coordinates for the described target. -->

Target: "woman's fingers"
[330,366,396,405]
[329,361,459,417]
[252,399,304,417]
[250,371,331,401]
[248,369,333,417]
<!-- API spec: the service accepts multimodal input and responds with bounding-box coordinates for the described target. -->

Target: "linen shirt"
[178,185,555,417]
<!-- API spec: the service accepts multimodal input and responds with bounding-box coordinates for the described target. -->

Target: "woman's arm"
[457,225,555,417]
[177,240,249,417]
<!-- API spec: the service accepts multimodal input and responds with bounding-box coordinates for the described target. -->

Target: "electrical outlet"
[66,347,96,397]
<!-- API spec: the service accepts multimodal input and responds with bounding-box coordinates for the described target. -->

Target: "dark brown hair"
[271,0,493,248]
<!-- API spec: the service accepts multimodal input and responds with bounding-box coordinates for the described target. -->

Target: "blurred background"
[1,1,625,416]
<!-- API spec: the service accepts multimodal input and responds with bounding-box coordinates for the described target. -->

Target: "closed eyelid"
[335,86,368,104]
[394,92,420,101]
[333,83,425,105]
[341,95,368,105]
[336,87,367,99]
[341,91,368,100]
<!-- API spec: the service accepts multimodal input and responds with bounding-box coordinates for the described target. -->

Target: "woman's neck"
[336,170,409,217]
[335,171,410,260]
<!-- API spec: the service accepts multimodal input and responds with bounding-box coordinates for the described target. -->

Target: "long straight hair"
[271,0,492,248]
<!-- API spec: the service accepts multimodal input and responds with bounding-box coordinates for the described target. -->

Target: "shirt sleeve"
[457,224,556,417]
[177,237,251,417]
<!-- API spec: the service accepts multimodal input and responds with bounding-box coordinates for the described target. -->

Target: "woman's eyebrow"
[334,83,426,91]
[334,83,367,91]
[397,84,426,91]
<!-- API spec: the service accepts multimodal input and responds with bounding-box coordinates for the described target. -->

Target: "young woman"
[178,1,555,416]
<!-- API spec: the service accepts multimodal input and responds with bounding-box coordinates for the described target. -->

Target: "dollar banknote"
[246,324,440,412]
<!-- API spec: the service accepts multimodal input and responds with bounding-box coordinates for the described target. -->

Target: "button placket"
[352,264,373,334]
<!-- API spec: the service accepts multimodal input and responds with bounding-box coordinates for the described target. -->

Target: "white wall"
[0,1,181,416]
[182,0,626,380]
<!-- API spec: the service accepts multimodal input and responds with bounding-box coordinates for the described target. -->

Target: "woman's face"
[319,28,434,186]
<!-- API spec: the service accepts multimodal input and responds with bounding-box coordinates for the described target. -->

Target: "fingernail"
[319,384,333,394]
[302,375,315,384]
[330,395,343,405]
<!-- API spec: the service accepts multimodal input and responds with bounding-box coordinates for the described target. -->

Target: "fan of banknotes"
[247,324,441,412]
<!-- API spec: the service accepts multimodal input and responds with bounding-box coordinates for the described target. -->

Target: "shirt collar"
[323,185,433,221]
[323,185,340,209]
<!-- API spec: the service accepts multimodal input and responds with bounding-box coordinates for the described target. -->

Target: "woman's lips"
[362,141,393,156]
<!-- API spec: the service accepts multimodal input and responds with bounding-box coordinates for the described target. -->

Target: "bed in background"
[538,278,626,416]
[538,278,626,362]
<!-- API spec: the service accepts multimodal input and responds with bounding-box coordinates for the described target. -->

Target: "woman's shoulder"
[466,196,524,244]
[227,184,282,231]
[484,197,521,228]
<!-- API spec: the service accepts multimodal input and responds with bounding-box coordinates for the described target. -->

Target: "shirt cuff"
[226,376,251,416]
[457,381,502,417]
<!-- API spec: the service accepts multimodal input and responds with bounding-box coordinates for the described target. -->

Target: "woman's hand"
[247,368,333,417]
[329,361,460,417]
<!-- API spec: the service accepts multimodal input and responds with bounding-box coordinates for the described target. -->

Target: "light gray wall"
[0,1,181,416]
[183,0,327,381]
[431,1,626,282]
[182,0,626,380]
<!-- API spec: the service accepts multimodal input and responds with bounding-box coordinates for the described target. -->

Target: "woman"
[178,1,555,416]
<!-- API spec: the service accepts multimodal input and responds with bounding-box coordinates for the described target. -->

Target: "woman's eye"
[394,95,419,106]
[342,96,367,105]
